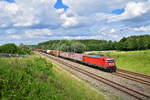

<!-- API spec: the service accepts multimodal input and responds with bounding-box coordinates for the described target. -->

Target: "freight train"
[34,49,117,72]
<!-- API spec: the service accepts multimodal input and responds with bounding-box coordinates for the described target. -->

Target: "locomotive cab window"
[107,59,114,63]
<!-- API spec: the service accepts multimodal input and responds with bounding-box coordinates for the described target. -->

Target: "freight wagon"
[60,52,83,61]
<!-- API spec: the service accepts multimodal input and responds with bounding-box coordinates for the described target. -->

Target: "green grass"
[87,50,150,75]
[0,56,105,100]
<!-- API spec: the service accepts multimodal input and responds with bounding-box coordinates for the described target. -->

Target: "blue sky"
[54,0,68,11]
[4,0,14,2]
[0,0,150,45]
[112,8,125,15]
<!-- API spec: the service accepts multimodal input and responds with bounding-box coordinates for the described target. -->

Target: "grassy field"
[86,50,150,75]
[0,56,105,100]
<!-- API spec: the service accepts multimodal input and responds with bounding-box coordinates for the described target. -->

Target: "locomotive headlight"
[109,63,112,66]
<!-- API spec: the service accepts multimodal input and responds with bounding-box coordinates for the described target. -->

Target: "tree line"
[116,35,150,51]
[1,34,149,54]
[36,34,150,53]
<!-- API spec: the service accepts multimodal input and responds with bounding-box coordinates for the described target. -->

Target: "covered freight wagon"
[46,50,52,54]
[60,52,83,61]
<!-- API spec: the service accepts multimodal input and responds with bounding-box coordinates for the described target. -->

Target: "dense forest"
[35,35,150,53]
[0,43,32,54]
[36,40,86,53]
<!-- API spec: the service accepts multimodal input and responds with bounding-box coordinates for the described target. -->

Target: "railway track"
[117,69,150,80]
[40,52,150,100]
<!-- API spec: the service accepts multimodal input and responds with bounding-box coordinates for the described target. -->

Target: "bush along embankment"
[0,56,105,100]
[0,43,32,55]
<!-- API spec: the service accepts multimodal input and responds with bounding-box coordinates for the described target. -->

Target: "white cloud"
[3,28,52,41]
[60,9,78,28]
[134,25,150,32]
[0,1,35,27]
[63,35,103,40]
[9,35,22,39]
[110,28,116,33]
[0,1,18,16]
[0,24,8,28]
[5,29,16,34]
[0,0,60,27]
[97,26,119,40]
[25,28,52,38]
[109,1,150,22]
[56,8,65,14]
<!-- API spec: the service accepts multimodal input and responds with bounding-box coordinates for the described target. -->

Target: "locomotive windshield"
[107,59,114,63]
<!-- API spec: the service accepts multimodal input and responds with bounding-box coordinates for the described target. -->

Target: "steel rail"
[117,69,150,80]
[112,72,150,86]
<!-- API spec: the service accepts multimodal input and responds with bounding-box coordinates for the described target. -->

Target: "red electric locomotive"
[83,55,116,72]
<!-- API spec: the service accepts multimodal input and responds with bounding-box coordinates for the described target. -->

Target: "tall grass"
[0,57,54,99]
[0,56,105,100]
[87,50,150,75]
